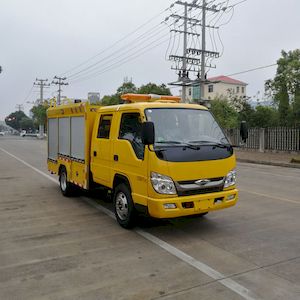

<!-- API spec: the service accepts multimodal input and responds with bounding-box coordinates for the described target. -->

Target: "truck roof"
[47,100,208,117]
[98,102,208,113]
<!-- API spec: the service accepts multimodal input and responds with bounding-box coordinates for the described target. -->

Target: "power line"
[226,63,277,77]
[60,2,179,77]
[21,85,35,105]
[71,5,218,85]
[229,0,247,8]
[69,33,170,82]
[59,0,245,89]
[170,62,277,91]
[68,23,169,80]
[69,21,195,83]
[19,3,183,103]
[67,6,187,81]
[71,36,170,85]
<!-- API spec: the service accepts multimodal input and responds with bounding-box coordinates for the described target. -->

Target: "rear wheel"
[59,167,76,197]
[113,183,136,229]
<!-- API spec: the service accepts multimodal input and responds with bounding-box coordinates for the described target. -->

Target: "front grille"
[177,185,223,196]
[178,177,224,185]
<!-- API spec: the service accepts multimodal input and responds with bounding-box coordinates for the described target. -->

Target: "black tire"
[59,167,76,197]
[196,212,208,217]
[113,183,136,229]
[187,212,208,219]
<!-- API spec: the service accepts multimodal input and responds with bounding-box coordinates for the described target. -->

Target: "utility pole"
[34,78,50,104]
[33,78,50,138]
[15,104,24,111]
[52,76,68,105]
[200,0,206,101]
[181,2,188,102]
[167,0,221,105]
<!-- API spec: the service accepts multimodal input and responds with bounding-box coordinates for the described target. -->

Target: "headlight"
[150,172,176,195]
[224,169,236,188]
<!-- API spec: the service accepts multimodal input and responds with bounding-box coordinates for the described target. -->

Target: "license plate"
[195,199,211,211]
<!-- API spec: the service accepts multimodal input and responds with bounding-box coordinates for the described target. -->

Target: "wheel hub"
[115,192,129,221]
[60,172,67,192]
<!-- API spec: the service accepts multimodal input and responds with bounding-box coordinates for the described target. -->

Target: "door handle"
[93,151,97,157]
[114,155,118,161]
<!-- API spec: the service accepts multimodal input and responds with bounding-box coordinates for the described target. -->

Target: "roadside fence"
[224,127,300,152]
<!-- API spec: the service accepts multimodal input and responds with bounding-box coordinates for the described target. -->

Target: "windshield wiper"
[156,141,182,144]
[188,140,231,149]
[156,141,200,150]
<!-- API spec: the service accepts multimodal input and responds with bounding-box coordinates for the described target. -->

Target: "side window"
[97,115,112,139]
[119,113,144,159]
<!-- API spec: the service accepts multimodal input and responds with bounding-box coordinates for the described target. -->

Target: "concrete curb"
[237,158,300,169]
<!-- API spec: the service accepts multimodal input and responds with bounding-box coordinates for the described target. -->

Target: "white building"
[186,75,247,102]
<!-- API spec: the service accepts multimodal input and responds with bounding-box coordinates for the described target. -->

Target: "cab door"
[91,114,113,186]
[113,112,148,206]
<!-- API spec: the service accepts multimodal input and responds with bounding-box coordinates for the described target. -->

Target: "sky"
[0,0,299,120]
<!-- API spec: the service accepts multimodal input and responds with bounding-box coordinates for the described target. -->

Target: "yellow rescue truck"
[47,94,248,228]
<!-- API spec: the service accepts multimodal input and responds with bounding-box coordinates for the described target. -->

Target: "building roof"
[208,75,247,85]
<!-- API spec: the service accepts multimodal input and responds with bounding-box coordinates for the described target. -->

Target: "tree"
[220,89,258,126]
[210,97,238,129]
[292,84,300,126]
[265,49,300,126]
[30,103,49,127]
[237,100,256,126]
[5,111,29,131]
[252,105,279,128]
[100,81,137,106]
[101,81,172,106]
[101,95,121,106]
[19,117,34,131]
[116,81,137,95]
[277,84,290,126]
[137,83,172,95]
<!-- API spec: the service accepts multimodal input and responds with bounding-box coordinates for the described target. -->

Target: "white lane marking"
[0,147,257,300]
[136,230,256,300]
[239,189,299,205]
[238,162,300,174]
[0,147,57,184]
[238,164,300,179]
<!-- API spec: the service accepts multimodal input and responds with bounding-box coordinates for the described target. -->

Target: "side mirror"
[141,122,155,145]
[240,121,248,142]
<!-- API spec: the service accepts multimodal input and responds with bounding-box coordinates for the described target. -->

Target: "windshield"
[145,108,228,146]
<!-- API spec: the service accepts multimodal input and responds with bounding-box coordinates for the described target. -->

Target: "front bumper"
[147,188,238,218]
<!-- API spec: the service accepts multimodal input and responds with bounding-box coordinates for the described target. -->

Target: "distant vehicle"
[20,130,38,137]
[20,130,27,137]
[47,94,248,228]
[0,131,5,136]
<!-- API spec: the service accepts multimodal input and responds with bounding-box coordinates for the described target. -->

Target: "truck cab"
[89,94,238,228]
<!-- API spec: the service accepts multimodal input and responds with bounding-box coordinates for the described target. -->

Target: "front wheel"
[59,167,76,197]
[113,184,136,229]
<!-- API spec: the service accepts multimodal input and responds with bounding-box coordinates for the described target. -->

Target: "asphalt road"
[0,137,299,300]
